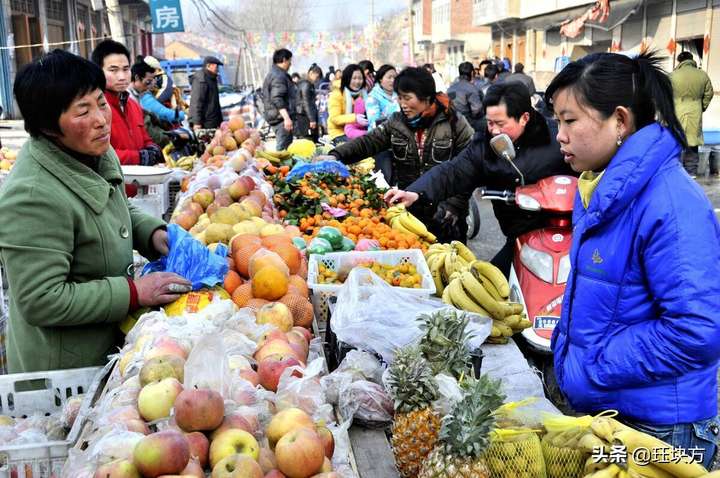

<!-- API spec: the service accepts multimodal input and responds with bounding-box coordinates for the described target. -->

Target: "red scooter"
[483,134,577,354]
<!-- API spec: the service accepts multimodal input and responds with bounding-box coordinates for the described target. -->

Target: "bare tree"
[372,9,408,66]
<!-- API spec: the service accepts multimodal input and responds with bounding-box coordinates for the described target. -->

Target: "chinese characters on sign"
[150,0,185,33]
[591,445,705,466]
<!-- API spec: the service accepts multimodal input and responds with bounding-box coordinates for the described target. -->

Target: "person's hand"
[134,272,192,307]
[151,228,169,255]
[193,124,202,131]
[309,121,317,129]
[384,188,419,207]
[283,118,293,131]
[356,114,369,127]
[313,154,337,163]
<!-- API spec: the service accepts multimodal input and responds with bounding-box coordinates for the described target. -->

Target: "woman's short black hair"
[131,61,155,82]
[308,64,323,77]
[545,50,687,148]
[272,48,292,64]
[358,60,375,74]
[374,64,396,85]
[14,49,106,138]
[91,39,130,67]
[394,66,435,101]
[340,64,365,92]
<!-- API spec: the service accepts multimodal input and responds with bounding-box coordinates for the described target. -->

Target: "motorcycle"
[481,133,577,355]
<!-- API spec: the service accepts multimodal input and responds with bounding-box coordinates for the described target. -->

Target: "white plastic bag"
[184,334,232,398]
[332,268,492,364]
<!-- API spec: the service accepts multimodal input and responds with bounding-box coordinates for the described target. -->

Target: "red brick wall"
[452,0,486,35]
[423,0,432,35]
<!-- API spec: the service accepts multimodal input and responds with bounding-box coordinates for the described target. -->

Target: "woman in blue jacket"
[547,51,720,468]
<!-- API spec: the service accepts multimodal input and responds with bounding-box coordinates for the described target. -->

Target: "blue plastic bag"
[142,224,229,290]
[285,160,350,181]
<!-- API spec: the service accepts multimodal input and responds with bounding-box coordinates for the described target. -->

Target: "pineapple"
[419,374,506,478]
[418,309,472,378]
[387,346,441,478]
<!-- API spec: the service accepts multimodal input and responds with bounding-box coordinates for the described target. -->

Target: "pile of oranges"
[302,214,430,251]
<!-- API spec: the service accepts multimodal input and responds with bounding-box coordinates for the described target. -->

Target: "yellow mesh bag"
[485,428,547,478]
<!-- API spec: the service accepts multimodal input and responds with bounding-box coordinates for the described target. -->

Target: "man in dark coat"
[189,56,223,130]
[262,48,297,150]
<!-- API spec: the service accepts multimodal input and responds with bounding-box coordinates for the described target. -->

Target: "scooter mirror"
[490,133,516,162]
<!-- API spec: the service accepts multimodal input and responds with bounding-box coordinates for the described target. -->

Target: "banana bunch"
[166,154,196,171]
[426,242,530,344]
[353,157,375,175]
[256,150,293,164]
[546,416,709,478]
[386,204,437,242]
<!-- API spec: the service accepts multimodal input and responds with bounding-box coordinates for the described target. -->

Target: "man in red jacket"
[91,40,162,196]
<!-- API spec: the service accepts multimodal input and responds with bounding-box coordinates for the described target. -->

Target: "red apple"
[291,327,312,344]
[210,414,255,440]
[254,340,300,363]
[315,426,334,459]
[175,388,225,432]
[93,458,140,478]
[258,329,289,349]
[237,369,260,387]
[124,418,151,435]
[145,337,189,361]
[266,408,315,448]
[287,342,308,363]
[257,355,303,392]
[275,428,325,478]
[211,454,263,478]
[184,432,210,468]
[286,331,310,354]
[133,429,190,477]
[257,448,277,474]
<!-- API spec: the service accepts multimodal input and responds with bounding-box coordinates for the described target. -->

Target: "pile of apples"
[200,116,263,172]
[93,326,338,478]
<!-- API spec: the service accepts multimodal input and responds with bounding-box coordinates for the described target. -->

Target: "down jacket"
[552,123,720,425]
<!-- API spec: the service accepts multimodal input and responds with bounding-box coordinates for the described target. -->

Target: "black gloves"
[139,145,163,166]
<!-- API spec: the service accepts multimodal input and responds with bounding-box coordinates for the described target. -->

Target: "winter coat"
[294,79,318,138]
[106,91,155,197]
[447,78,484,121]
[262,64,297,126]
[551,123,720,425]
[0,136,165,373]
[344,97,368,140]
[506,72,536,95]
[189,69,222,129]
[408,115,573,238]
[366,85,400,131]
[140,92,185,124]
[328,87,365,139]
[670,59,714,147]
[330,105,474,189]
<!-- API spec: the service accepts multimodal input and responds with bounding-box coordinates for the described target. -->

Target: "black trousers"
[491,237,515,278]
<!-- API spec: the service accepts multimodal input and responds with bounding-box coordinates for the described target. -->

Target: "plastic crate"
[307,249,435,324]
[0,360,114,478]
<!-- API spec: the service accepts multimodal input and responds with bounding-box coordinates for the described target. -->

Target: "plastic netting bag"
[285,159,350,181]
[332,268,491,364]
[540,412,612,478]
[485,428,547,478]
[142,223,228,289]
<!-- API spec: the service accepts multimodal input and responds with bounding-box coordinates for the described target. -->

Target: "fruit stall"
[0,117,715,478]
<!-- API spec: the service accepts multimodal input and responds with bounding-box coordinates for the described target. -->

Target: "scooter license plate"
[534,316,559,330]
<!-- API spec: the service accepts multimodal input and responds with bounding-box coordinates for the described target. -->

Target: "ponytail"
[546,50,687,148]
[634,52,687,148]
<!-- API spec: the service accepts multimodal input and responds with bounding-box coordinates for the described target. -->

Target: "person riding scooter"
[386,82,575,275]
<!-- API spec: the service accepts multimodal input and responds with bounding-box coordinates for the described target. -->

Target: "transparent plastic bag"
[432,373,463,416]
[61,449,97,478]
[88,426,145,464]
[184,334,232,398]
[61,394,85,429]
[336,350,384,384]
[142,223,228,289]
[276,358,333,423]
[338,380,394,427]
[332,268,491,364]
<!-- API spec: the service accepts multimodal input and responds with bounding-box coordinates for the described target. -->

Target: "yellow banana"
[627,460,675,478]
[390,216,415,236]
[589,464,622,478]
[516,318,532,330]
[444,250,457,279]
[473,270,503,301]
[447,278,487,314]
[613,429,708,478]
[257,150,282,164]
[471,260,510,299]
[501,314,522,328]
[451,240,477,263]
[398,212,430,236]
[441,283,453,306]
[494,320,513,338]
[459,271,508,319]
[430,263,445,297]
[577,432,608,453]
[490,325,502,337]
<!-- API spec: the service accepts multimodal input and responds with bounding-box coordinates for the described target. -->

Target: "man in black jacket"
[262,48,297,150]
[447,61,484,131]
[385,82,575,275]
[294,64,321,142]
[189,56,223,130]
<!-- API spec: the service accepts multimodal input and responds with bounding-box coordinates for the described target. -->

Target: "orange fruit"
[231,283,254,308]
[279,293,314,328]
[288,275,309,297]
[267,242,301,275]
[234,242,262,278]
[245,298,270,311]
[261,234,294,249]
[252,266,289,300]
[223,270,244,295]
[250,249,288,277]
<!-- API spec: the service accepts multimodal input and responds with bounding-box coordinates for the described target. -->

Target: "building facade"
[0,0,154,118]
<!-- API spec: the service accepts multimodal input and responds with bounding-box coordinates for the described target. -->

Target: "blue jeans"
[621,416,720,469]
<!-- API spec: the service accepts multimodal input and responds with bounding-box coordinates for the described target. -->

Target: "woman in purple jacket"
[548,51,720,468]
